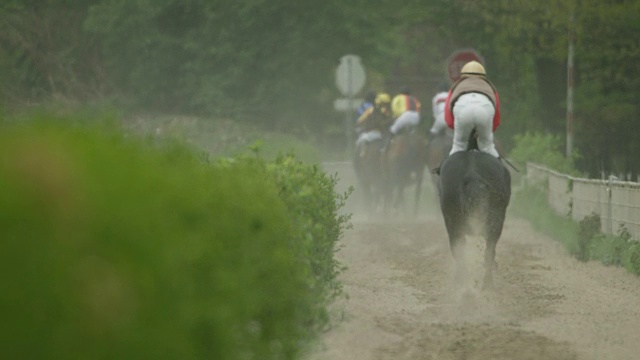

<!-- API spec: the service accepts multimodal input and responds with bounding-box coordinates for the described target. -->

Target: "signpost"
[446,49,484,82]
[335,54,366,157]
[333,98,363,112]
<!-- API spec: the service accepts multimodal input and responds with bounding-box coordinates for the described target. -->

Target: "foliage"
[265,154,352,314]
[573,0,640,177]
[2,1,640,175]
[577,212,601,261]
[81,0,404,130]
[579,223,640,273]
[509,132,580,175]
[0,114,349,359]
[0,1,106,103]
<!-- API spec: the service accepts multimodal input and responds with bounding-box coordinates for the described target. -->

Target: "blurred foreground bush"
[0,116,348,359]
[265,154,351,327]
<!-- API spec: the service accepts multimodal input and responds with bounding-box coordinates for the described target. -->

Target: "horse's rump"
[438,151,511,227]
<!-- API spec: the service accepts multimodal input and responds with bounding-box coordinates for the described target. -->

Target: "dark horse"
[437,132,511,289]
[383,128,429,215]
[353,137,385,215]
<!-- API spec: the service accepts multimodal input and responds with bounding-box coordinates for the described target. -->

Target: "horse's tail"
[461,172,489,215]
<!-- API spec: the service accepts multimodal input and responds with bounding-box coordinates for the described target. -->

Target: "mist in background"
[1,0,638,177]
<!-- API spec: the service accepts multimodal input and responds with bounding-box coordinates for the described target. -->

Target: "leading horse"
[437,132,511,289]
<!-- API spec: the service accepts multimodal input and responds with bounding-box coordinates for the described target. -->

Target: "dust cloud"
[307,163,640,360]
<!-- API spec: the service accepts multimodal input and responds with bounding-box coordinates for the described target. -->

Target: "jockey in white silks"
[429,88,449,138]
[444,61,501,158]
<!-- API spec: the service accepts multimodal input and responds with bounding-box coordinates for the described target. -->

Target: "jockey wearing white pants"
[451,93,499,157]
[429,90,449,136]
[444,61,502,158]
[390,110,420,134]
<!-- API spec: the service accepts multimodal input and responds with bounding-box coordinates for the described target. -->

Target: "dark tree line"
[1,0,639,177]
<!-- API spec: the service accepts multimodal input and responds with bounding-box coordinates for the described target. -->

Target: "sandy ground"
[307,163,640,360]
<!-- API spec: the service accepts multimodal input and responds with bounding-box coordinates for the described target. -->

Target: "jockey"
[354,90,377,134]
[355,93,392,154]
[389,87,421,135]
[357,90,377,117]
[429,82,451,139]
[444,61,501,158]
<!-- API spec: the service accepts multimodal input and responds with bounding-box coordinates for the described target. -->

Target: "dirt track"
[308,163,640,360]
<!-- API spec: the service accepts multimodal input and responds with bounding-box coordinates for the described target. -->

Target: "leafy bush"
[265,154,351,326]
[218,149,352,334]
[577,213,601,262]
[509,132,581,175]
[0,117,347,359]
[626,241,640,275]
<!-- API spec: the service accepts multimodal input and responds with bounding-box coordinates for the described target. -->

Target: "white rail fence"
[525,163,640,241]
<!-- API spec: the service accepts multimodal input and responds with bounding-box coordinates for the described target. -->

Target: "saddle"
[430,129,519,175]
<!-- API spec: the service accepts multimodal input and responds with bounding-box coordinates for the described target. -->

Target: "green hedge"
[265,154,350,328]
[0,117,348,359]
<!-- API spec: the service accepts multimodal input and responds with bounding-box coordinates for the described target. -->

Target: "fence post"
[607,176,613,235]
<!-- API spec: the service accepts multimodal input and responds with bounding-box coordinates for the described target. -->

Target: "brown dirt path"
[308,163,640,360]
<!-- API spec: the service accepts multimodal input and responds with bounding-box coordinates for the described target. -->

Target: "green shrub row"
[510,186,640,276]
[0,116,348,359]
[264,153,351,327]
[576,213,640,275]
[508,132,581,176]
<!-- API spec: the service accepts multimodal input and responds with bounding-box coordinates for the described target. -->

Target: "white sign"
[334,98,363,112]
[335,54,366,97]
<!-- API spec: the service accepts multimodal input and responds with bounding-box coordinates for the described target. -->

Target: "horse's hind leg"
[483,237,497,290]
[451,235,469,286]
[413,169,423,216]
[444,220,467,286]
[482,213,505,290]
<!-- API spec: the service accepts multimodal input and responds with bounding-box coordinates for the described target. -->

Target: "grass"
[122,114,325,163]
[510,185,640,276]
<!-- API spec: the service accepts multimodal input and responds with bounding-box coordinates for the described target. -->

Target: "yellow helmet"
[375,93,391,105]
[460,61,486,76]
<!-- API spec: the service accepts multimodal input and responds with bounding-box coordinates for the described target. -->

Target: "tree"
[0,1,105,104]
